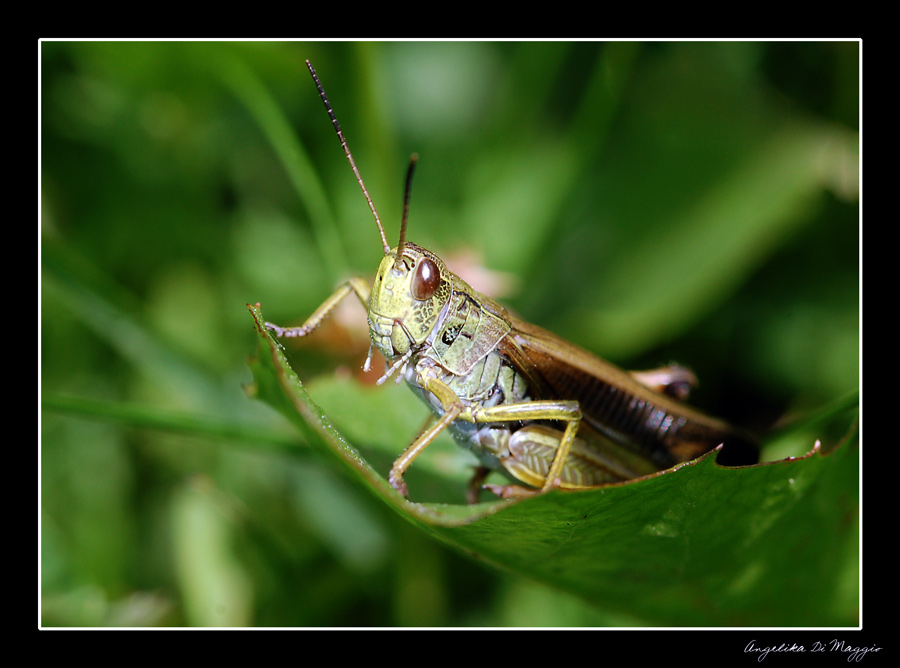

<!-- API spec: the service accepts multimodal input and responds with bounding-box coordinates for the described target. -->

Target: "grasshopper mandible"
[266,61,758,501]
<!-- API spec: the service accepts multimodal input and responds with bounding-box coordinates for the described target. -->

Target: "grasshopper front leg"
[389,372,582,498]
[265,277,371,339]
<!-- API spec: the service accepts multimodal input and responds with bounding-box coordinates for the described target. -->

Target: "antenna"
[306,60,391,255]
[395,153,418,267]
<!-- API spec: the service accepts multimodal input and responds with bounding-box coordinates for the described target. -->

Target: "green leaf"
[246,303,858,626]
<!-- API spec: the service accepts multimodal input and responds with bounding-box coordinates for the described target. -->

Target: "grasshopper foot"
[483,483,540,499]
[265,322,312,338]
[388,469,409,498]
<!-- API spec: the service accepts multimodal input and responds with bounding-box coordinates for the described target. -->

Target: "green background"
[41,40,859,627]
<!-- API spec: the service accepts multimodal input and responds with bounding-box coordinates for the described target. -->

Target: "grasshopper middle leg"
[389,374,583,498]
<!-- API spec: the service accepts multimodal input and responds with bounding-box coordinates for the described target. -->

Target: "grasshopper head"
[304,63,446,364]
[368,242,452,360]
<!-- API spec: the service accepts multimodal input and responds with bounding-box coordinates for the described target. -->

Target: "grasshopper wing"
[501,318,758,469]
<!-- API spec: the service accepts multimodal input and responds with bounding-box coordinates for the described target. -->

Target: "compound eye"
[411,257,440,301]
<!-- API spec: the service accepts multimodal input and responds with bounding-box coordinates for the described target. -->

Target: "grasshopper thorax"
[367,242,453,360]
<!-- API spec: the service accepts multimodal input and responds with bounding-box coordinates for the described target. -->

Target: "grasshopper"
[266,61,757,501]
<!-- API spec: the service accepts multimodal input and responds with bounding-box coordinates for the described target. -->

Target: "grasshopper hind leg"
[484,422,662,499]
[630,364,698,401]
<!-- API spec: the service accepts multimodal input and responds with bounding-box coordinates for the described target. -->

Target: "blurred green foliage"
[40,40,858,627]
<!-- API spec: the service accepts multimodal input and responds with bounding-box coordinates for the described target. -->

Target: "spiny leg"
[542,419,580,492]
[483,420,582,499]
[265,277,370,339]
[389,405,462,498]
[389,374,583,498]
